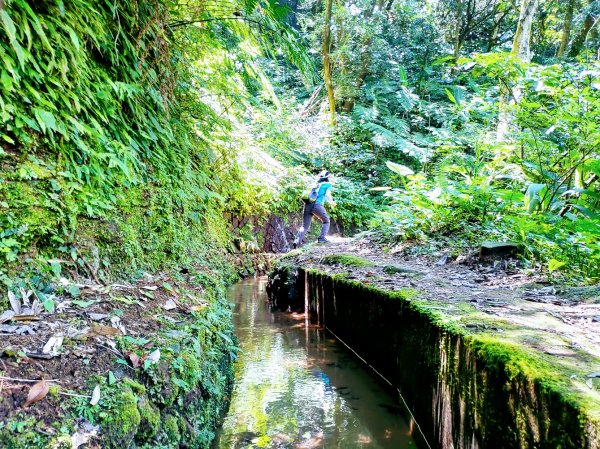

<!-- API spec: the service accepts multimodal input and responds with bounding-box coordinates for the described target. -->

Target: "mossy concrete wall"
[268,265,600,449]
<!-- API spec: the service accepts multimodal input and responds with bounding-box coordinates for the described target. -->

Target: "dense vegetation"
[0,0,309,289]
[0,0,599,447]
[283,0,600,283]
[0,1,306,447]
[7,1,596,287]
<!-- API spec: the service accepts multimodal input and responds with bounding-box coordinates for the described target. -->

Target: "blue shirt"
[316,183,332,204]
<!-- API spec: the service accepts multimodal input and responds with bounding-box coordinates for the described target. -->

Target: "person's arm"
[325,186,335,207]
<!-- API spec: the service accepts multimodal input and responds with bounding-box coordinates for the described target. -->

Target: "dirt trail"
[284,237,600,404]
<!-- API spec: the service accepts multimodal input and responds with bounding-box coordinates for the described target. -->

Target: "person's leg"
[294,203,313,246]
[311,203,330,241]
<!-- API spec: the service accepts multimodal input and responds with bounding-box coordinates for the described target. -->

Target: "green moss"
[101,388,141,449]
[48,385,60,399]
[47,436,71,448]
[0,417,49,449]
[321,253,374,267]
[162,414,181,444]
[136,394,160,442]
[123,377,146,393]
[382,264,421,276]
[331,274,419,302]
[470,337,568,391]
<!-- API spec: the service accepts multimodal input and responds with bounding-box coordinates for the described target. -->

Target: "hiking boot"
[317,237,330,244]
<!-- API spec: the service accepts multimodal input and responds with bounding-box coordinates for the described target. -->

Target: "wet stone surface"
[214,279,419,449]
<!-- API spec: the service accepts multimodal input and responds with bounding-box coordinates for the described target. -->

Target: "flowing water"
[214,278,419,449]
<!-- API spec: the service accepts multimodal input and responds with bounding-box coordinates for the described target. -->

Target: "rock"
[480,241,520,259]
[382,265,422,277]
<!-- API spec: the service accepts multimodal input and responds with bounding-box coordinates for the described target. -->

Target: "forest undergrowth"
[0,0,599,446]
[281,0,600,284]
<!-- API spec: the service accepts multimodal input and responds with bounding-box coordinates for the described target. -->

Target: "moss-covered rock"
[161,414,181,445]
[136,394,161,442]
[321,253,374,267]
[102,388,141,449]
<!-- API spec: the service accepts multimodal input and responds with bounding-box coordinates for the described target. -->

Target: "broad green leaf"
[386,161,414,176]
[1,10,25,69]
[34,108,57,133]
[548,259,566,273]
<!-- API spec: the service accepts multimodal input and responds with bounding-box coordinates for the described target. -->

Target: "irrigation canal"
[213,278,419,449]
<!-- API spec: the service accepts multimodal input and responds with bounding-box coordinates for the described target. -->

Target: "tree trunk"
[497,0,539,141]
[322,0,336,125]
[511,0,539,61]
[557,0,575,57]
[569,12,595,57]
[453,0,464,60]
[341,0,381,113]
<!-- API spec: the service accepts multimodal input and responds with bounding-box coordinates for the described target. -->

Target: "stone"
[480,241,521,259]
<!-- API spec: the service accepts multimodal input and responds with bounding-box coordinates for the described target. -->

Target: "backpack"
[303,183,321,204]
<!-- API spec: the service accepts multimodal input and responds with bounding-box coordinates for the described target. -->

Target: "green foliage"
[0,0,185,278]
[290,0,600,283]
[0,0,316,289]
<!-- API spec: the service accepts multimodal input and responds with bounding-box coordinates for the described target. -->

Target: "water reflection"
[214,278,418,449]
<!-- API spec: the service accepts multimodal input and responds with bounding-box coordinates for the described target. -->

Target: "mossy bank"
[268,258,600,449]
[0,256,249,449]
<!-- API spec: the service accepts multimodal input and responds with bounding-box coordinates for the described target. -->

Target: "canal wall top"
[269,237,600,448]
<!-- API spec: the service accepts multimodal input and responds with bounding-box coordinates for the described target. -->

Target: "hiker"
[293,171,335,248]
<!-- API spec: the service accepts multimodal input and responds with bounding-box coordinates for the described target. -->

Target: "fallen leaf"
[110,316,126,335]
[71,423,99,449]
[0,324,35,335]
[88,313,109,321]
[12,315,41,322]
[142,286,158,291]
[42,335,64,356]
[89,325,119,336]
[71,431,89,449]
[162,299,177,311]
[0,310,15,323]
[31,299,43,315]
[8,291,21,314]
[23,379,49,407]
[586,378,594,389]
[20,288,33,306]
[128,352,141,368]
[146,348,160,364]
[90,385,100,406]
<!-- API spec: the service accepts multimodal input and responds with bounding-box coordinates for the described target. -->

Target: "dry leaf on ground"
[146,348,160,364]
[162,299,177,310]
[90,385,100,406]
[89,325,119,336]
[8,291,21,314]
[23,379,49,407]
[128,352,141,368]
[42,335,64,356]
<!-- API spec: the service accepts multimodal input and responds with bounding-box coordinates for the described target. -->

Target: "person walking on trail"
[294,171,336,248]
